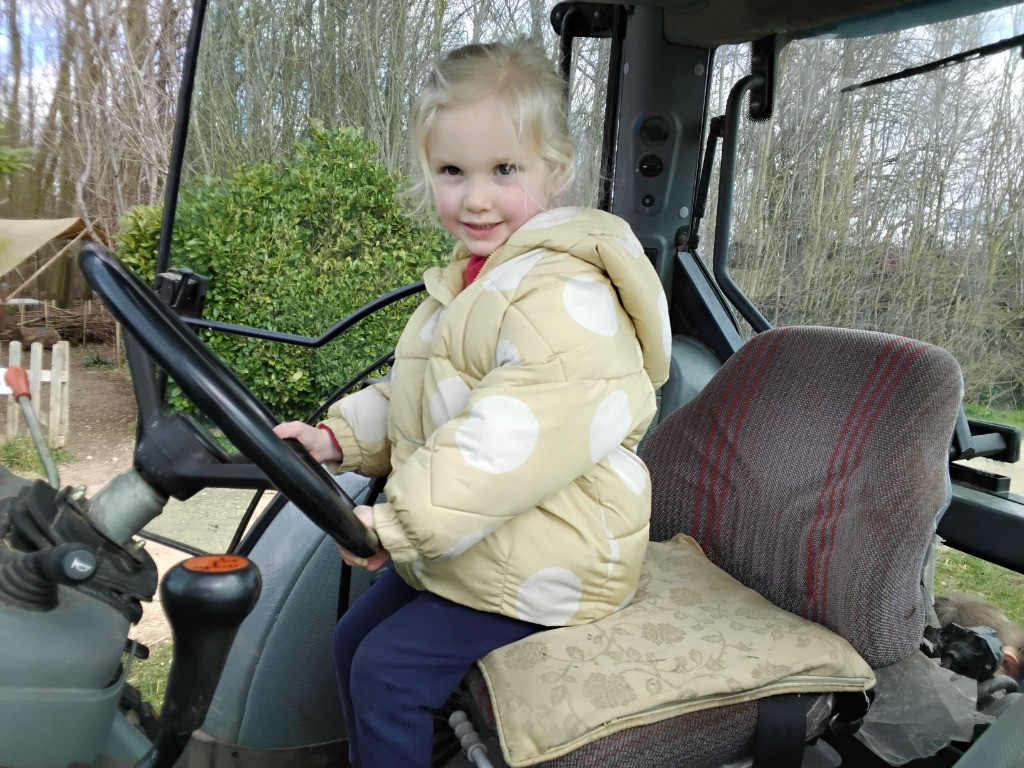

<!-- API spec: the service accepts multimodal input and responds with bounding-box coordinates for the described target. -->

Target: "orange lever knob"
[4,366,30,399]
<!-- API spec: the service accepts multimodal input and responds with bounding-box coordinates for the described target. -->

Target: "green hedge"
[0,128,30,175]
[117,125,450,420]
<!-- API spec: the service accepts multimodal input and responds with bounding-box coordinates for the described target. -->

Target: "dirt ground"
[2,342,1023,648]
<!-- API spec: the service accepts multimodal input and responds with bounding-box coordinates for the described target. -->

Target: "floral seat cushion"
[476,534,876,767]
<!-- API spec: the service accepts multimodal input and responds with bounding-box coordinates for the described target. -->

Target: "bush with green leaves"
[117,125,450,420]
[0,127,30,176]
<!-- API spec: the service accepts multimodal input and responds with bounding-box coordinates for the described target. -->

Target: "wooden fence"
[3,340,71,448]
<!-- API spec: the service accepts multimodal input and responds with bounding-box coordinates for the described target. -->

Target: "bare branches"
[706,13,1024,404]
[1,0,188,231]
[2,1,1019,403]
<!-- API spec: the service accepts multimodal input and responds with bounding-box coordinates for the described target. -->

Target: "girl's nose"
[464,181,491,212]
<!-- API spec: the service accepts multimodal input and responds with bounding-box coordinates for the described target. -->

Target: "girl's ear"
[548,154,575,202]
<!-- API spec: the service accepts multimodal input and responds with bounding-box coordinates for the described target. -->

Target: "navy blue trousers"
[333,567,541,768]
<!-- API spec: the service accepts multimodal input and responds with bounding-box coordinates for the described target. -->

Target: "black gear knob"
[135,554,261,768]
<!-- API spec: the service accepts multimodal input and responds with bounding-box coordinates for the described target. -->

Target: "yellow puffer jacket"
[322,207,671,625]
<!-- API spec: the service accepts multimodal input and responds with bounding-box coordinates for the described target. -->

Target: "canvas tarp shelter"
[0,218,108,300]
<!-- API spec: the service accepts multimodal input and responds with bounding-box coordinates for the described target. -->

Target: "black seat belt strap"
[753,694,805,768]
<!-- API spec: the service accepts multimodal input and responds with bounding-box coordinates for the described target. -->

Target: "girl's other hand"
[273,421,342,463]
[273,425,384,569]
[338,504,389,572]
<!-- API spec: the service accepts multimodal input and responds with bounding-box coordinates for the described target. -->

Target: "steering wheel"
[78,244,379,557]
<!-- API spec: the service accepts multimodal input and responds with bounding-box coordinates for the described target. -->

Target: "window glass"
[703,8,1024,495]
[149,0,608,554]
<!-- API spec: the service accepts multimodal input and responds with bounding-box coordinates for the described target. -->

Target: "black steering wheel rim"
[79,244,378,557]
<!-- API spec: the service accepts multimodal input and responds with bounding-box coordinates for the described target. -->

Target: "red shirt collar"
[465,253,488,286]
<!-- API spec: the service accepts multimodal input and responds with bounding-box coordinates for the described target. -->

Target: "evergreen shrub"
[117,125,450,420]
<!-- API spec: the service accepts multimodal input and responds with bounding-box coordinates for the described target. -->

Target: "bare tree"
[182,1,592,184]
[1,0,24,208]
[0,0,188,230]
[6,0,1017,406]
[702,11,1024,405]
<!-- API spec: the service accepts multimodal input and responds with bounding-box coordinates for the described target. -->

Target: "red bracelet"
[317,424,343,459]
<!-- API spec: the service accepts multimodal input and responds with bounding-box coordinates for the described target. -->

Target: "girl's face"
[427,97,551,256]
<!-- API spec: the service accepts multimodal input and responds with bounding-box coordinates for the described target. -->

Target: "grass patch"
[0,436,74,474]
[935,545,1024,628]
[128,640,173,713]
[82,347,117,368]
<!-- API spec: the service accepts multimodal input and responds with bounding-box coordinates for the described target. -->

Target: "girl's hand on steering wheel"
[338,504,389,572]
[273,421,342,463]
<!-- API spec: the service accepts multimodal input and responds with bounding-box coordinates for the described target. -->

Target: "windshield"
[174,0,608,230]
[703,6,1024,495]
[142,0,609,554]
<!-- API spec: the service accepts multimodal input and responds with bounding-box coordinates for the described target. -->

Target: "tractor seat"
[465,326,964,767]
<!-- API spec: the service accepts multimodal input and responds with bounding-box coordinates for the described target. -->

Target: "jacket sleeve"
[373,271,657,563]
[319,380,393,478]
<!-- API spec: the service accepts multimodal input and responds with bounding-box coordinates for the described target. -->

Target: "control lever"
[3,366,60,487]
[135,554,261,768]
[0,542,98,611]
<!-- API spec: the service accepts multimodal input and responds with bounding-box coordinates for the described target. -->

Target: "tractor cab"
[1,1,1022,767]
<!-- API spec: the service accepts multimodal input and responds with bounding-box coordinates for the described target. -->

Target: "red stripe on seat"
[803,338,929,622]
[695,328,791,561]
[804,337,910,619]
[693,339,766,551]
[816,341,929,623]
[804,338,903,616]
[692,342,765,552]
[709,329,792,560]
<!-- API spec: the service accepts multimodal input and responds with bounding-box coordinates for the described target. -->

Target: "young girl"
[274,38,671,768]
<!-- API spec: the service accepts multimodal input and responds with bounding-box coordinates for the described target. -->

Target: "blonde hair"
[409,38,576,210]
[935,591,1024,650]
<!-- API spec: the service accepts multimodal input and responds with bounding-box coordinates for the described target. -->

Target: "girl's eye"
[440,165,462,176]
[496,163,517,176]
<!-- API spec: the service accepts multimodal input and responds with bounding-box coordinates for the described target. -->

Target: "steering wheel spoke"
[79,244,378,557]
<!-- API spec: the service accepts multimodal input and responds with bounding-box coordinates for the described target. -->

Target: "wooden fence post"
[49,342,70,447]
[3,340,71,448]
[6,341,22,434]
[29,342,43,419]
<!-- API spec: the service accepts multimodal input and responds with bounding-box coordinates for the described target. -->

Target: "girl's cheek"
[434,194,456,222]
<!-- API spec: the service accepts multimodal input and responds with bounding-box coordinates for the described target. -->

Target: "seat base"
[475,535,874,767]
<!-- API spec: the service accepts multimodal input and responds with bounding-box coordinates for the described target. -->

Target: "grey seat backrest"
[639,325,963,668]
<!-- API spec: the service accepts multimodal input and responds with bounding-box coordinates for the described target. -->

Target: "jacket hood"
[434,207,671,389]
